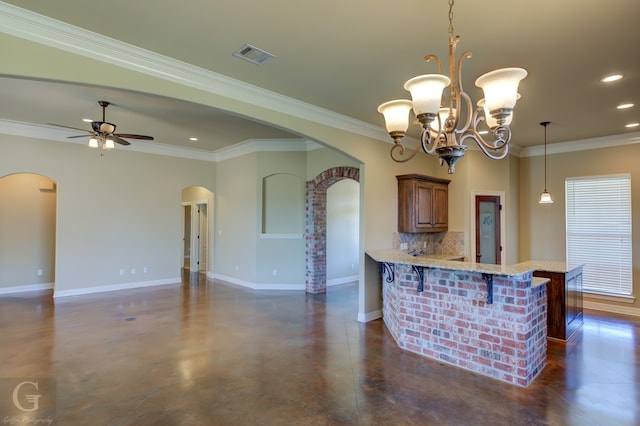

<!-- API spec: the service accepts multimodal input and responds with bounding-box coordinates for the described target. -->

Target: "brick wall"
[382,264,547,387]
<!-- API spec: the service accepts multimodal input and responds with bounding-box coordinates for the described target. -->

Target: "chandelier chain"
[448,0,455,42]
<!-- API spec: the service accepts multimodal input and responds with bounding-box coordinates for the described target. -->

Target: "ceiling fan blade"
[67,134,94,139]
[115,133,154,141]
[48,123,92,133]
[111,135,131,146]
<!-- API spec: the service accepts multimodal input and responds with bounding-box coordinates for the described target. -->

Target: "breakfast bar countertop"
[366,249,577,277]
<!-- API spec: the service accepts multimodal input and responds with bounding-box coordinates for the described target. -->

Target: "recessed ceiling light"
[189,137,198,141]
[617,103,634,109]
[600,74,623,83]
[624,123,639,128]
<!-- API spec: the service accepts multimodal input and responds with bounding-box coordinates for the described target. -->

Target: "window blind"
[566,175,632,296]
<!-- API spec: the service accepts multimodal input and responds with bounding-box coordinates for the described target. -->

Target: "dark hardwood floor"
[1,272,638,425]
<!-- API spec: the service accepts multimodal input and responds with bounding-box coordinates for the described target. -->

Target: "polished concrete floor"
[1,273,639,425]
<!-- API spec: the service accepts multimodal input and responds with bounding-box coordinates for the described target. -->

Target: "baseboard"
[210,273,305,291]
[53,278,181,299]
[584,300,640,317]
[327,275,358,286]
[357,309,382,323]
[0,283,53,295]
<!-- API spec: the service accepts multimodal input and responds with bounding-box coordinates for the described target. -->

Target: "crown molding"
[518,132,640,157]
[212,138,319,162]
[0,119,321,161]
[0,2,390,144]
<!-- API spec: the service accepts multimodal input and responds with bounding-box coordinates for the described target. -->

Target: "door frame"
[195,201,208,272]
[181,200,210,272]
[470,190,506,266]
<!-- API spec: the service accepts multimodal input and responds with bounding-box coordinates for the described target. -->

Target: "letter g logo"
[12,381,41,412]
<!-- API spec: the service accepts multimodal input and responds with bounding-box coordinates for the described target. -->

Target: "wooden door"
[475,195,501,264]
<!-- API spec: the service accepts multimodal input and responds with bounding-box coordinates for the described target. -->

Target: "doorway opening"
[0,173,57,294]
[305,166,360,294]
[181,186,213,274]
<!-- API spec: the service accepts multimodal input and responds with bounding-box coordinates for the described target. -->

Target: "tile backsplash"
[393,231,464,256]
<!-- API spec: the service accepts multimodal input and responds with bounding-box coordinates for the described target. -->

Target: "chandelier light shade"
[377,100,414,138]
[474,68,527,114]
[403,74,451,118]
[377,0,527,173]
[539,121,554,204]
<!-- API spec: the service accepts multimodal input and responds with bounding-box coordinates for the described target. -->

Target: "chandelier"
[377,0,527,174]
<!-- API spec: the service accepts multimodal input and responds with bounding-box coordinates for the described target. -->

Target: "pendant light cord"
[540,121,550,191]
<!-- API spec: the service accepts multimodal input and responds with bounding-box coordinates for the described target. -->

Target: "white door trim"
[470,190,506,266]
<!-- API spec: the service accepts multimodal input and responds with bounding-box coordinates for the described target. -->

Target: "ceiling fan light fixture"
[88,137,99,148]
[98,123,116,134]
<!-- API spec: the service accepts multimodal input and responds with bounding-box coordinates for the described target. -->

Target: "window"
[566,175,632,296]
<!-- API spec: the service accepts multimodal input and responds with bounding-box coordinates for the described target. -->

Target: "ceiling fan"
[49,100,154,149]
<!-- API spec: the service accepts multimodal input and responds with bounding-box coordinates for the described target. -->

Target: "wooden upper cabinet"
[397,174,450,233]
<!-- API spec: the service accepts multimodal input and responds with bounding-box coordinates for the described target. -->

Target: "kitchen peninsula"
[367,249,559,387]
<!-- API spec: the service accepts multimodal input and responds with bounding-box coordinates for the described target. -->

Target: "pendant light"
[539,121,553,204]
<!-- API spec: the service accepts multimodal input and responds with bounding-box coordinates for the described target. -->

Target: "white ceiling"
[1,0,639,153]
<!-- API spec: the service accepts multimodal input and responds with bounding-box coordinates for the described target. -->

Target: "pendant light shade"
[539,191,553,204]
[539,121,553,204]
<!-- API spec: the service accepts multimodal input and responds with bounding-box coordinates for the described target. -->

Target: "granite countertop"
[366,249,580,277]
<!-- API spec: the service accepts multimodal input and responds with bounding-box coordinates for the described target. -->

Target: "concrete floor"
[0,273,638,425]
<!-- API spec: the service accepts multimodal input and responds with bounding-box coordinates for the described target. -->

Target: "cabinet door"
[565,269,583,338]
[432,184,448,229]
[414,181,434,229]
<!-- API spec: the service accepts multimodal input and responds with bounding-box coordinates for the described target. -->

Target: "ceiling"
[1,0,639,153]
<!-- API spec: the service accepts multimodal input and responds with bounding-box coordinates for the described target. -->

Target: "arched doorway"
[305,166,359,294]
[0,173,57,294]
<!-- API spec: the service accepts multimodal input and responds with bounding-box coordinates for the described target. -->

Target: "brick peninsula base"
[370,251,548,387]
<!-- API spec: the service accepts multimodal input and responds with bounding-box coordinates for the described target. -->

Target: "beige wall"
[214,147,361,287]
[0,134,216,294]
[520,142,640,314]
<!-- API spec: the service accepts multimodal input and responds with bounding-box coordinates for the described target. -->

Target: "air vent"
[232,44,275,65]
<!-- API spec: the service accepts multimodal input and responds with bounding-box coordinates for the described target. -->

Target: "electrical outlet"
[37,269,43,276]
[119,269,125,276]
[273,269,277,276]
[131,268,136,275]
[143,267,148,273]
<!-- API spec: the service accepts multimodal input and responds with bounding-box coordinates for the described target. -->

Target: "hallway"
[0,274,638,425]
